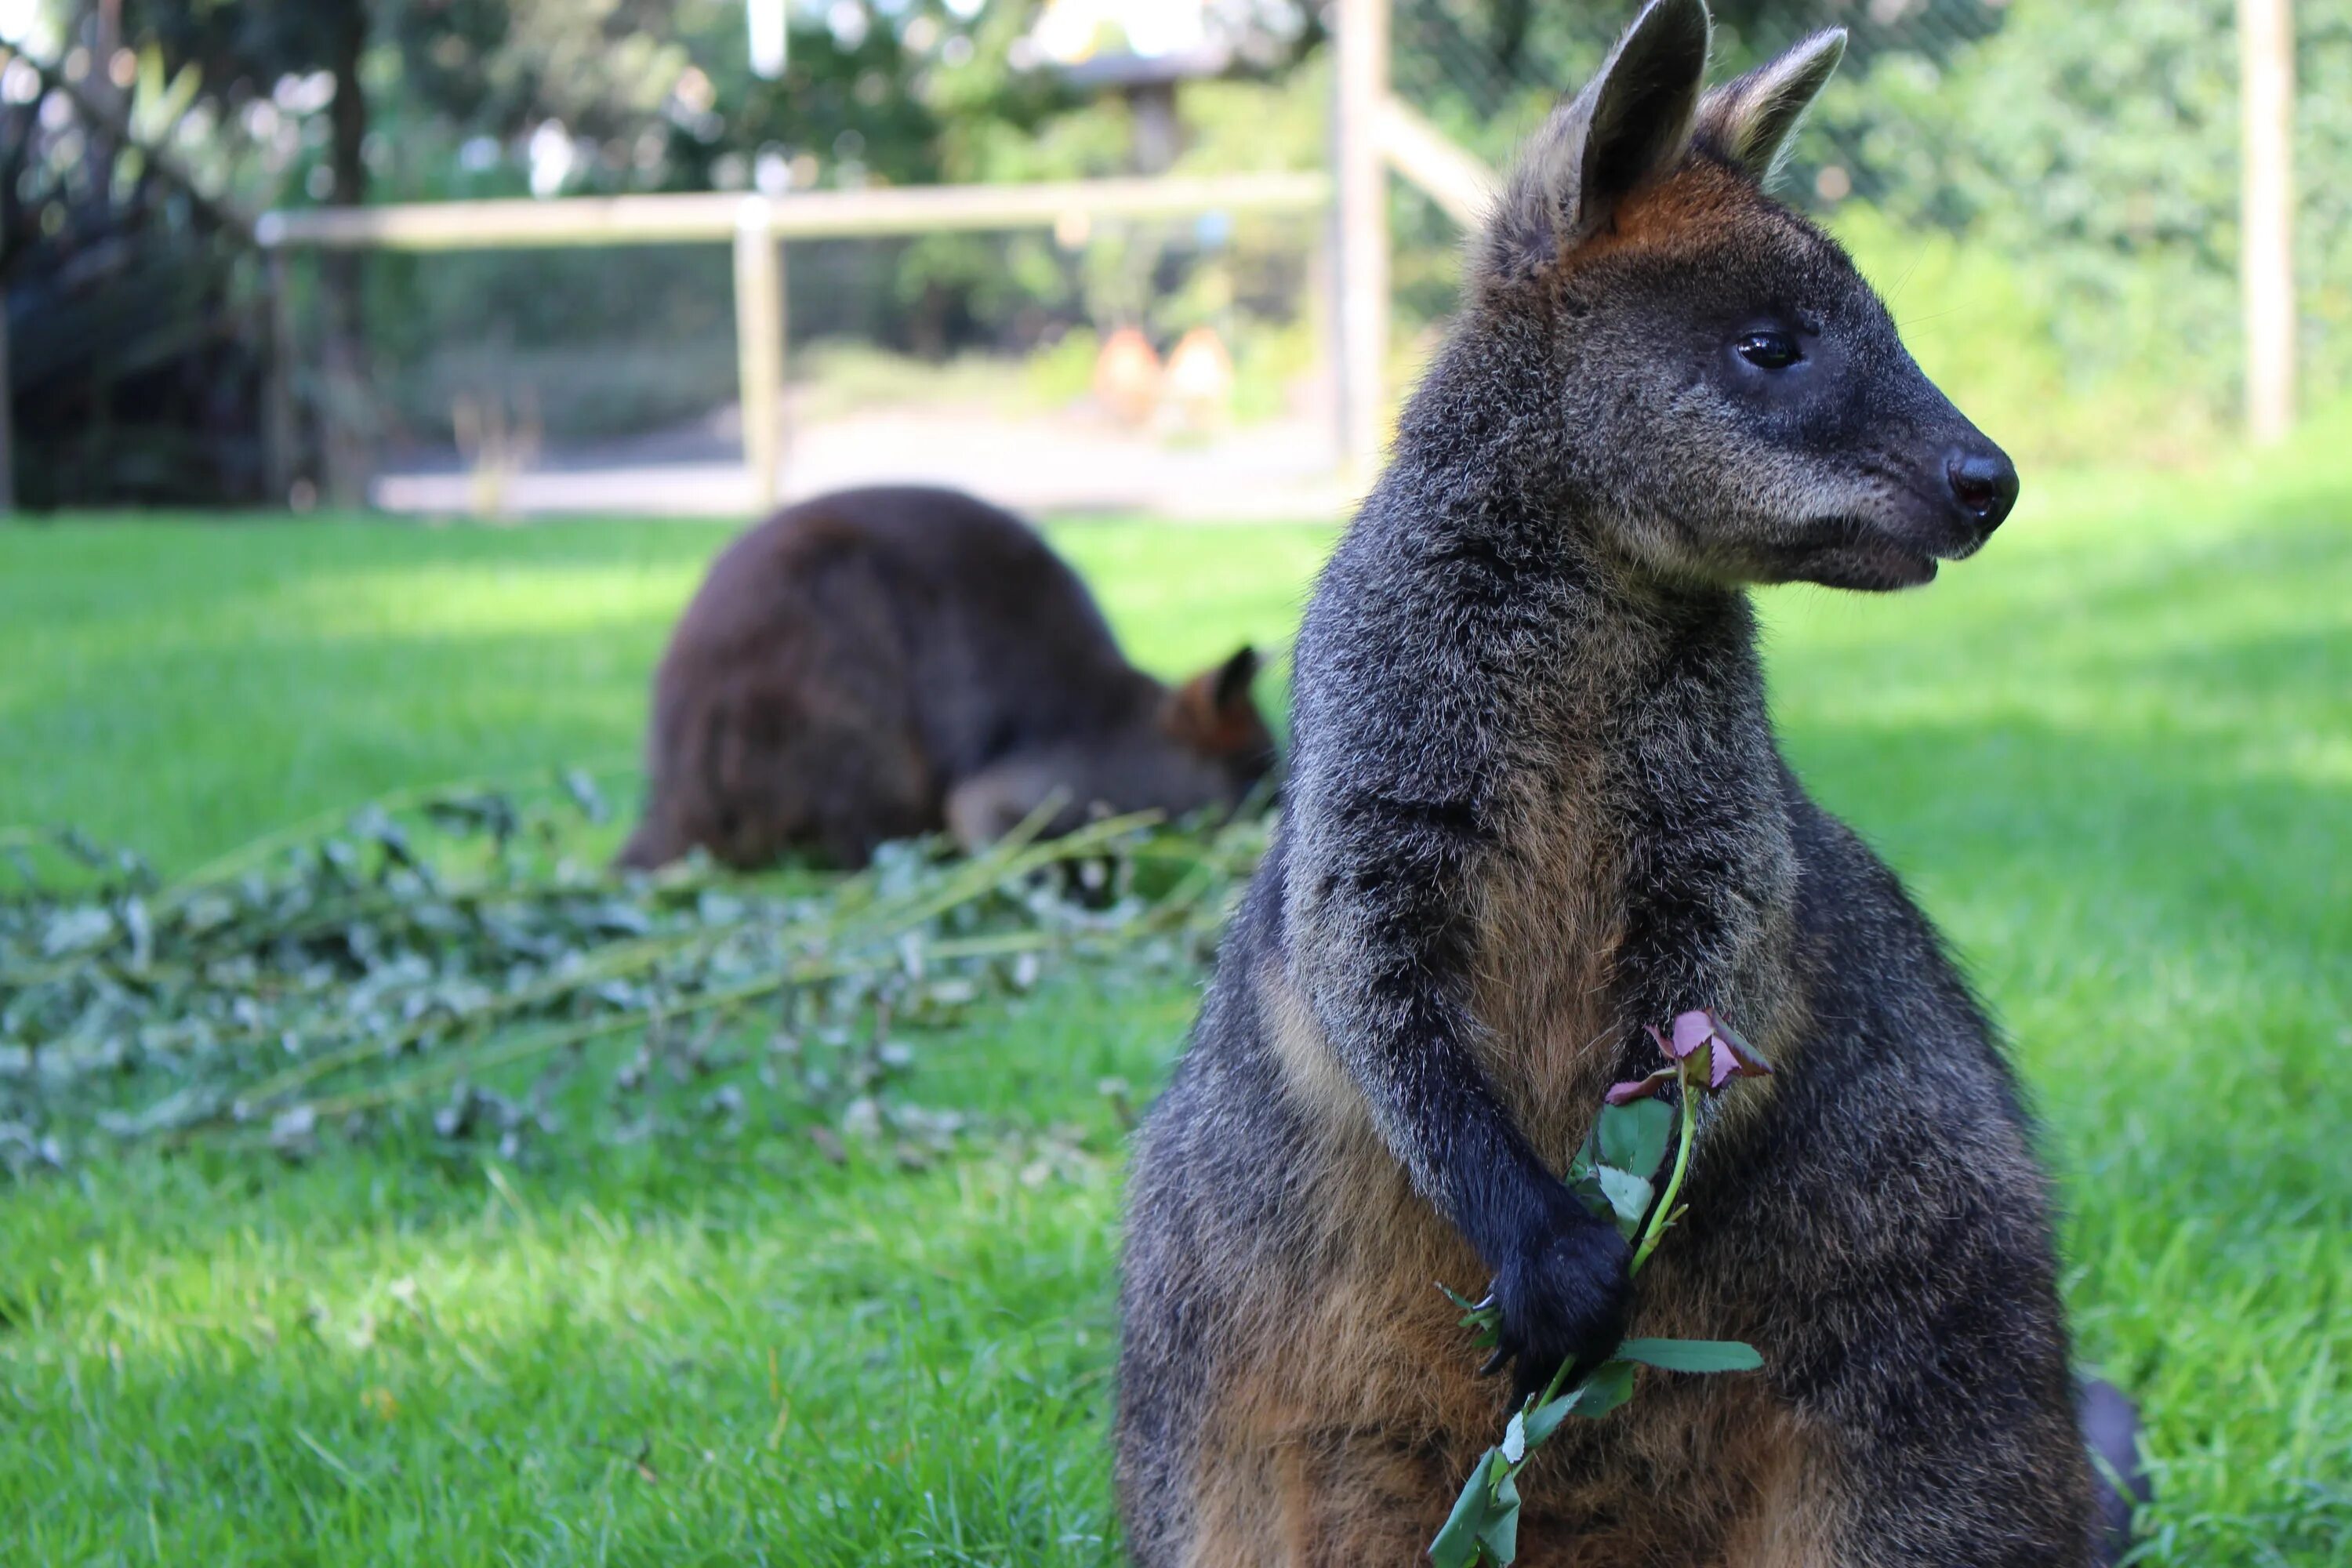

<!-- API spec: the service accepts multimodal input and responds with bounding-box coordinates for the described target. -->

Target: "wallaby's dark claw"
[1478,1345,1509,1377]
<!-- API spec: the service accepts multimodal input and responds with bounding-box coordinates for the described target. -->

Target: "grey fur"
[1118,3,2120,1563]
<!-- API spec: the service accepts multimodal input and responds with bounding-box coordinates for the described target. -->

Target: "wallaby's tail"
[2080,1377,2148,1566]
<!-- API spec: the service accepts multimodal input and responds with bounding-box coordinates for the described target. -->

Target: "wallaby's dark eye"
[1735,332,1803,371]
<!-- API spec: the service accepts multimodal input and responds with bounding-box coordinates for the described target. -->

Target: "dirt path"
[370,400,1354,521]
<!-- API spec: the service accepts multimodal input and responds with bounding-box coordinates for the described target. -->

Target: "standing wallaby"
[618,486,1274,870]
[1119,5,2132,1565]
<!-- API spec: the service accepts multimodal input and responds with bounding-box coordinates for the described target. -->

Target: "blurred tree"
[386,0,688,143]
[122,1,376,495]
[0,9,276,506]
[1818,0,2350,429]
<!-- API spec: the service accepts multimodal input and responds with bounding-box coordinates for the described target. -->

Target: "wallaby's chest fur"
[1468,590,1801,1153]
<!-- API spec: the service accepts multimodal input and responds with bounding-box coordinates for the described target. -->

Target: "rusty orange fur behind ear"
[1163,644,1269,760]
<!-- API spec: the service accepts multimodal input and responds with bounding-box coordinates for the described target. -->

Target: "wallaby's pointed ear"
[1212,644,1261,712]
[1695,27,1846,185]
[1494,0,1712,270]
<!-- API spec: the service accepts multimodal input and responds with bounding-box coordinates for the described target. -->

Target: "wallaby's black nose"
[1947,448,2019,531]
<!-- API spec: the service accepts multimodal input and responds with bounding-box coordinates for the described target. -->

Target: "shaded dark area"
[0,45,273,507]
[4,205,270,507]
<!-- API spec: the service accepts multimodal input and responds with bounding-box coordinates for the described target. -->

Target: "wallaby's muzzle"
[1836,389,2021,586]
[1946,444,2020,535]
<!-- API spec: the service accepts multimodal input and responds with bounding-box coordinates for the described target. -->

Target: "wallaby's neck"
[1381,321,1773,751]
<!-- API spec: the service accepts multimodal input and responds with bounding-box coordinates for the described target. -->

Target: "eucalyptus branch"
[1430,1011,1774,1568]
[1630,1070,1698,1274]
[3,774,1269,1174]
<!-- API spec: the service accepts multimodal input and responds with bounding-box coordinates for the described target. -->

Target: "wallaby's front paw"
[1488,1195,1633,1408]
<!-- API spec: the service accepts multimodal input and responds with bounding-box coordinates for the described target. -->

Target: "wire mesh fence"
[1393,0,2004,205]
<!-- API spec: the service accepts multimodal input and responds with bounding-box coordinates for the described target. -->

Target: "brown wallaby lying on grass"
[618,485,1275,871]
[1119,4,2141,1564]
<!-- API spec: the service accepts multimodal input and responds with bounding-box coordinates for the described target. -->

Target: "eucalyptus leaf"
[1597,1096,1674,1179]
[1478,1466,1523,1562]
[1595,1167,1653,1237]
[1431,1449,1502,1568]
[560,769,610,823]
[40,907,114,958]
[1439,1281,1504,1348]
[1615,1338,1763,1374]
[1521,1386,1584,1446]
[1568,1169,1613,1224]
[1501,1410,1526,1465]
[1568,1121,1599,1181]
[1570,1359,1637,1420]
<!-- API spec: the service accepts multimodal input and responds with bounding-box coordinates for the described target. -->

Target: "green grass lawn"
[3,420,2349,1563]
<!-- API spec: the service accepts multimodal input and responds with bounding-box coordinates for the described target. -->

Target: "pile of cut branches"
[0,777,1263,1178]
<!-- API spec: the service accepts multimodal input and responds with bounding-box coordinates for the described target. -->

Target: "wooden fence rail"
[256,172,1332,252]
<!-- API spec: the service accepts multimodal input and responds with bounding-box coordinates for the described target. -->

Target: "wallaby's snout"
[1811,343,2021,581]
[1869,401,2019,576]
[1946,442,2020,535]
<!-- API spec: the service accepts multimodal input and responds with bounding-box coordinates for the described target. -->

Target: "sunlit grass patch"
[0,971,1181,1566]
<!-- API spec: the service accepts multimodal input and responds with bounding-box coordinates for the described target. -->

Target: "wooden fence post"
[0,289,14,514]
[734,197,786,511]
[1334,0,1392,485]
[2238,0,2296,445]
[263,252,298,503]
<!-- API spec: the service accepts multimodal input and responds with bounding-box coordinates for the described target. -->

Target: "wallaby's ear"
[1211,645,1261,713]
[1495,0,1712,268]
[1695,28,1846,185]
[1164,646,1266,756]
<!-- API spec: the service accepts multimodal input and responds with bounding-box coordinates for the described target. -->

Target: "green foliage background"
[1812,0,2352,457]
